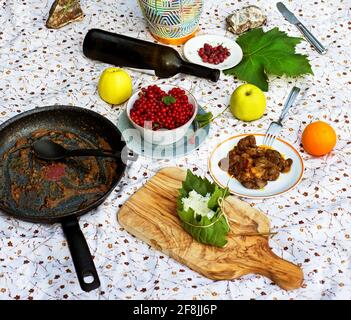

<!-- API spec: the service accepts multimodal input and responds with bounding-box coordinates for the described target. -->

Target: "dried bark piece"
[226,5,267,35]
[46,0,84,29]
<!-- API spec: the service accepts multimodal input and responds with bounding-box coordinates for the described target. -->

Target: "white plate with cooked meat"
[208,134,304,199]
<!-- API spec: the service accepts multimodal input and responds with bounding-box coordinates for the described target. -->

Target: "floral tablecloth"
[0,0,350,300]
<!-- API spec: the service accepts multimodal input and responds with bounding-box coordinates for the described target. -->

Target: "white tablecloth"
[0,0,350,300]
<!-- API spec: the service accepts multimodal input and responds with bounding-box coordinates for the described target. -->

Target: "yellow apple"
[98,67,132,105]
[230,84,266,121]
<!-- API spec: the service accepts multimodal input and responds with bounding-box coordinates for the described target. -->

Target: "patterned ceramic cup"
[138,0,204,45]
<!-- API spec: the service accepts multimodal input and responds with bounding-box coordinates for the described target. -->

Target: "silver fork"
[262,86,301,147]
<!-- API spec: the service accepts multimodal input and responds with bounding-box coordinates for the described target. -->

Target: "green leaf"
[195,112,213,123]
[162,95,176,105]
[178,207,230,247]
[177,170,230,247]
[180,169,214,196]
[224,27,313,91]
[207,185,229,211]
[195,112,213,128]
[195,106,230,128]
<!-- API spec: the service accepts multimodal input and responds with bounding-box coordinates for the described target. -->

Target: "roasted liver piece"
[226,135,293,189]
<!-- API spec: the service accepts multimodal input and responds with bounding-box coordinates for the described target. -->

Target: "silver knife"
[276,2,327,55]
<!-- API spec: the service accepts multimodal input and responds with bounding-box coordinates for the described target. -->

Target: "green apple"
[230,84,266,121]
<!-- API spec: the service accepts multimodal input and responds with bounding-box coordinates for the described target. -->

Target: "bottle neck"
[180,62,220,82]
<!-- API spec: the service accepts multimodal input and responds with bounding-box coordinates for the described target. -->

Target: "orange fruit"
[302,121,337,156]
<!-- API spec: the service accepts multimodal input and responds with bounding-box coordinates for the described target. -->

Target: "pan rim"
[0,105,127,223]
[0,105,118,131]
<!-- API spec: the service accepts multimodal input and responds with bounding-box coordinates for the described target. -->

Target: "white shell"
[227,5,267,35]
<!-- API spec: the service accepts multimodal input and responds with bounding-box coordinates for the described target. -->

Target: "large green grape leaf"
[224,27,313,91]
[177,170,230,247]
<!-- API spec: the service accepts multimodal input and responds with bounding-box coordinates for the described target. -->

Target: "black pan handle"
[61,216,101,292]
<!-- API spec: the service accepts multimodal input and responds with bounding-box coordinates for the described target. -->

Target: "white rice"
[182,190,216,219]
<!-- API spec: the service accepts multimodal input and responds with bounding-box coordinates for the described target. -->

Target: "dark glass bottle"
[83,29,220,82]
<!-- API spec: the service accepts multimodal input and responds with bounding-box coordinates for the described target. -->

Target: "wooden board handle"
[245,240,303,290]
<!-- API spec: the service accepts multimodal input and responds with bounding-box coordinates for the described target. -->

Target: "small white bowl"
[126,85,198,146]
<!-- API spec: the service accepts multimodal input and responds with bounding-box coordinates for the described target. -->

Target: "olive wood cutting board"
[118,167,303,290]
